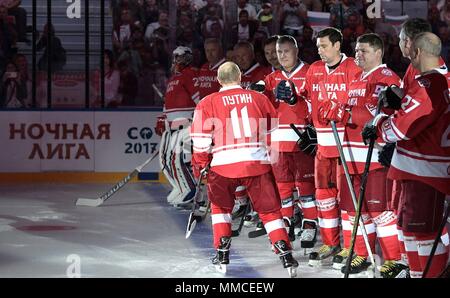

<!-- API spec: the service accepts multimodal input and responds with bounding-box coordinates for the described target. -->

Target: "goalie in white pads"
[156,46,200,206]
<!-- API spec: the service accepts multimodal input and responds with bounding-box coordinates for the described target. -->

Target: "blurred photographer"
[0,60,28,108]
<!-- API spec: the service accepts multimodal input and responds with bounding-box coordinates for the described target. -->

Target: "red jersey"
[190,85,278,178]
[240,63,272,89]
[377,68,450,195]
[305,55,361,158]
[401,57,446,91]
[164,66,199,128]
[343,64,401,174]
[195,58,226,100]
[264,62,311,152]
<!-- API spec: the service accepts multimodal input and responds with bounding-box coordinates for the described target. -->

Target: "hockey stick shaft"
[76,150,159,206]
[290,123,303,137]
[330,121,377,278]
[152,84,164,99]
[343,98,384,278]
[422,199,450,278]
[231,202,252,237]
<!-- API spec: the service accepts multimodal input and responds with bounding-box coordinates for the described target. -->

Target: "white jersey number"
[230,106,252,139]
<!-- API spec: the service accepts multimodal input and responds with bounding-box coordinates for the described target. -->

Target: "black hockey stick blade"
[248,228,267,238]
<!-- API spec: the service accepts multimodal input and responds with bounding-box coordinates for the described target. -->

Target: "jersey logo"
[381,69,393,76]
[417,78,431,88]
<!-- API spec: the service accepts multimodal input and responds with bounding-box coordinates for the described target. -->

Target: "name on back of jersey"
[222,93,253,106]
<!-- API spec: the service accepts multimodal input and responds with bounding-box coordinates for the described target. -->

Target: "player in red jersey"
[233,41,272,89]
[264,35,318,248]
[362,32,450,278]
[190,62,299,277]
[303,27,361,266]
[195,38,226,100]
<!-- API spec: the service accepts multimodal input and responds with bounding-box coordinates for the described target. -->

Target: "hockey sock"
[373,211,401,261]
[341,210,351,249]
[397,227,409,264]
[416,229,449,278]
[211,204,232,249]
[276,182,295,219]
[259,211,291,250]
[234,185,248,202]
[280,197,294,219]
[316,188,340,246]
[403,231,422,278]
[347,211,376,257]
[297,182,318,220]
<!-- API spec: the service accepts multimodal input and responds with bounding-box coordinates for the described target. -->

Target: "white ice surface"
[0,182,346,278]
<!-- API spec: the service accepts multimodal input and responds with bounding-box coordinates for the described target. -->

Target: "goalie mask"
[172,46,193,72]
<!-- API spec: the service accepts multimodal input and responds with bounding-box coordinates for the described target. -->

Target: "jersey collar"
[219,85,243,92]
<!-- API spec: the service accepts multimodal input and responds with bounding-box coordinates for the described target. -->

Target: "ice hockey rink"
[0,181,347,278]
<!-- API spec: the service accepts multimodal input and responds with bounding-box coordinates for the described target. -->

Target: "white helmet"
[172,46,193,68]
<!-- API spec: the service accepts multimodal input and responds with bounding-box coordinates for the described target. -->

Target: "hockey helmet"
[172,46,193,68]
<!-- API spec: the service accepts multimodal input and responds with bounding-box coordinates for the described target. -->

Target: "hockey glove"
[318,100,351,125]
[155,115,166,136]
[380,85,403,110]
[361,113,388,145]
[275,80,297,105]
[297,124,317,156]
[378,142,396,167]
[248,80,266,93]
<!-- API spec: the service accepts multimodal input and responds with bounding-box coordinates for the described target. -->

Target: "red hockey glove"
[155,115,166,136]
[318,100,351,125]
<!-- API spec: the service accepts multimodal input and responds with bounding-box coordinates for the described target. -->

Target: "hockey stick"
[422,198,450,278]
[75,150,159,207]
[342,98,384,278]
[185,165,210,239]
[231,202,252,237]
[332,120,377,278]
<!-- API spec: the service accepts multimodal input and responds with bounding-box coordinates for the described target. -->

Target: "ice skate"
[308,244,341,267]
[379,260,410,278]
[332,248,350,270]
[212,236,231,274]
[341,255,372,277]
[274,240,299,278]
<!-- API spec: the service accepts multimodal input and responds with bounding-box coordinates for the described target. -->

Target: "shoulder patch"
[417,78,431,88]
[381,68,393,76]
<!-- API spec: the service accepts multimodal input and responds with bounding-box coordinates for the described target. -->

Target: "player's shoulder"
[309,60,325,69]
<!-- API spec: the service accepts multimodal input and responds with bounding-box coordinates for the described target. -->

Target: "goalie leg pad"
[159,130,180,201]
[167,128,196,205]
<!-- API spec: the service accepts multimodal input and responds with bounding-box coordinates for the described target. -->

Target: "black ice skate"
[212,236,231,274]
[274,240,299,278]
[332,248,350,270]
[379,260,410,278]
[341,255,372,277]
[308,244,341,267]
